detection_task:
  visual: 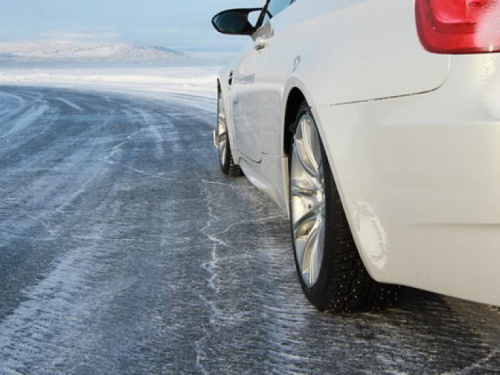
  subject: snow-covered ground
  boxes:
[0,66,219,98]
[0,42,233,100]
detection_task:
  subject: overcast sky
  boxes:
[0,0,264,51]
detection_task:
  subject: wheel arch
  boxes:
[217,75,241,165]
[283,87,307,157]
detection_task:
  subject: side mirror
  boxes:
[211,8,262,36]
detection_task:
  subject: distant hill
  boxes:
[0,42,187,66]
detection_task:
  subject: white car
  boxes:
[212,0,500,312]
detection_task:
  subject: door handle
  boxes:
[254,38,268,51]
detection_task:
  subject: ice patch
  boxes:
[4,104,48,137]
[54,97,83,111]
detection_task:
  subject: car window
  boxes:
[267,0,293,17]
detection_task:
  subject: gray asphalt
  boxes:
[0,86,499,375]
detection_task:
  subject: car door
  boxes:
[231,40,265,163]
[249,0,295,157]
[231,0,293,163]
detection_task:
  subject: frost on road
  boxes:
[0,86,499,374]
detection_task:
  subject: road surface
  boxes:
[0,86,499,374]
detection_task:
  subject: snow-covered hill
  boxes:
[0,42,187,66]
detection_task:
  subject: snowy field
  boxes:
[0,42,231,102]
[0,66,219,105]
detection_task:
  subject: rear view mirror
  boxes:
[211,8,262,36]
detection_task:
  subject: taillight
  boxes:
[415,0,500,54]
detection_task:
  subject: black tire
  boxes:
[216,89,241,177]
[289,102,400,312]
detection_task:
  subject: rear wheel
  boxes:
[216,89,241,177]
[289,102,400,312]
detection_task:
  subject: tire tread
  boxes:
[325,192,400,313]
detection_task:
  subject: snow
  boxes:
[0,41,185,61]
[0,67,219,98]
[0,42,234,100]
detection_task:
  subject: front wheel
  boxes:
[215,89,241,177]
[289,102,400,312]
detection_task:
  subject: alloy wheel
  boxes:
[290,113,326,287]
[216,93,228,166]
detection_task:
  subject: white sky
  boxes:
[0,0,264,51]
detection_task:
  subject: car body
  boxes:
[212,0,500,311]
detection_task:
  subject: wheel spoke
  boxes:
[294,116,322,180]
[295,138,318,180]
[217,129,227,143]
[304,119,322,173]
[218,135,227,162]
[292,201,318,238]
[300,220,322,286]
[217,95,228,164]
[311,217,325,282]
[291,193,323,235]
[290,177,317,196]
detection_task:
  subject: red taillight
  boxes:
[415,0,500,54]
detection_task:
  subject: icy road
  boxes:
[0,86,499,374]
